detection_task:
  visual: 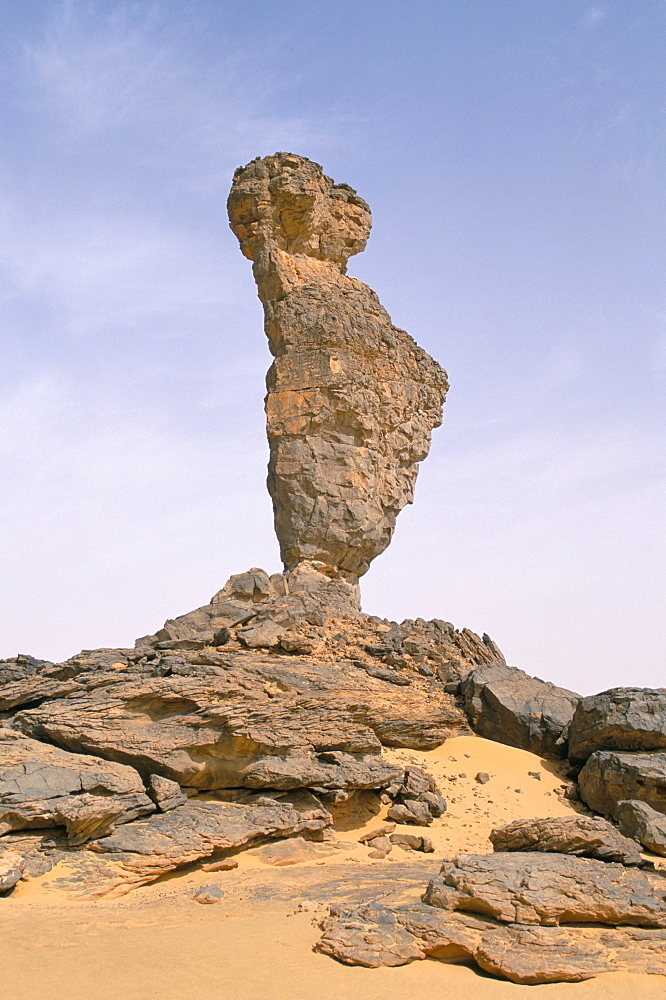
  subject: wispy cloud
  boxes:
[584,7,606,29]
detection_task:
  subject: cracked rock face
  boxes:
[316,902,666,983]
[423,852,666,927]
[0,728,154,844]
[228,152,448,581]
[489,814,647,867]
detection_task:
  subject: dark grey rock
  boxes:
[578,751,666,819]
[569,687,666,763]
[461,662,580,758]
[148,774,188,812]
[389,833,434,853]
[616,799,666,857]
[0,728,154,844]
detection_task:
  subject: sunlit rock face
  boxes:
[228,152,448,582]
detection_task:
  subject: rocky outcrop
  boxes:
[568,687,666,762]
[316,902,666,983]
[460,662,580,758]
[11,641,469,793]
[423,853,666,927]
[315,851,666,980]
[228,153,448,582]
[0,728,154,844]
[616,800,666,857]
[578,751,666,819]
[385,766,447,826]
[490,814,647,866]
[89,792,331,889]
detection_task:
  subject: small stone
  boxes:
[475,772,491,784]
[194,885,224,904]
[358,823,396,844]
[366,836,393,857]
[390,833,434,853]
[201,858,239,872]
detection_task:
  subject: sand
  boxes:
[2,735,665,999]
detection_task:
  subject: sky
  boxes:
[0,1,664,694]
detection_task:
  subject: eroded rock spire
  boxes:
[228,152,448,583]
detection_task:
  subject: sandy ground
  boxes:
[3,735,666,999]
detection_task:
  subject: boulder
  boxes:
[385,766,446,827]
[227,152,448,582]
[316,902,666,983]
[490,814,647,866]
[569,687,666,763]
[0,728,154,844]
[147,775,188,813]
[0,850,25,893]
[423,852,666,927]
[194,885,224,904]
[616,799,666,857]
[461,662,580,758]
[578,751,666,819]
[389,833,434,853]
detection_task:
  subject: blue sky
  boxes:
[1,1,664,693]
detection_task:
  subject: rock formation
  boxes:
[227,152,448,584]
[460,661,580,758]
[316,900,666,983]
[489,814,648,867]
[4,156,666,988]
[568,687,666,762]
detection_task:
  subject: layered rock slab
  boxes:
[12,648,467,792]
[316,902,666,983]
[228,153,448,580]
[423,853,666,927]
[0,728,154,844]
[88,792,331,888]
[490,814,647,866]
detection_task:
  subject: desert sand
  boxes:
[3,735,665,999]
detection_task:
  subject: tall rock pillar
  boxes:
[228,152,448,585]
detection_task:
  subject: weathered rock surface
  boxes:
[385,766,446,826]
[390,833,434,853]
[248,835,344,866]
[11,641,470,793]
[490,814,647,866]
[616,799,666,856]
[148,774,188,812]
[0,728,154,844]
[89,792,331,888]
[0,849,25,893]
[228,153,448,581]
[423,853,666,927]
[316,901,666,983]
[569,687,666,762]
[460,662,580,758]
[578,751,666,819]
